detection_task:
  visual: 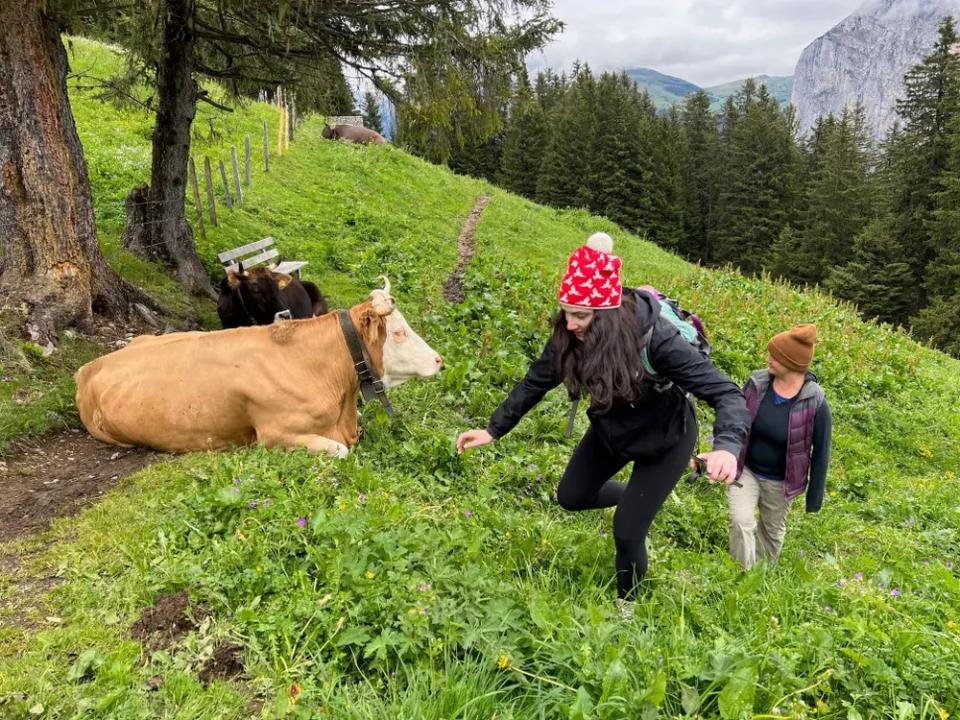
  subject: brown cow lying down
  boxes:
[321,123,387,145]
[74,279,442,458]
[217,266,328,328]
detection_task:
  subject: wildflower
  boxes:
[420,606,429,616]
[366,571,376,580]
[823,605,833,613]
[256,565,263,573]
[358,492,367,503]
[937,706,949,720]
[890,588,902,597]
[505,531,512,539]
[248,500,258,509]
[497,655,511,669]
[798,549,805,557]
[948,620,958,632]
[235,530,247,542]
[464,509,473,519]
[947,561,955,571]
[234,477,243,485]
[297,516,307,527]
[417,582,432,593]
[853,572,864,581]
[599,529,608,538]
[335,616,345,631]
[288,683,302,702]
[836,579,847,588]
[262,498,271,506]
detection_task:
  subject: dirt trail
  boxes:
[0,428,160,542]
[442,195,492,303]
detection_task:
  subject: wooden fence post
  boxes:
[263,119,270,172]
[219,160,233,209]
[230,145,243,206]
[277,108,284,156]
[188,157,205,236]
[203,156,217,226]
[244,134,251,186]
[289,98,296,142]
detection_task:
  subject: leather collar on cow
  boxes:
[337,310,395,418]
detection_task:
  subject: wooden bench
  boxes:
[217,237,307,278]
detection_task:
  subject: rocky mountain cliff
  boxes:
[791,0,960,137]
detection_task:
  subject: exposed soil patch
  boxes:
[199,640,245,685]
[0,428,161,542]
[442,195,492,303]
[131,591,210,649]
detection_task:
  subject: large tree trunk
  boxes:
[0,0,139,344]
[122,0,213,298]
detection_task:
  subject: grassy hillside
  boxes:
[2,38,960,719]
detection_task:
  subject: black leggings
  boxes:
[557,410,698,599]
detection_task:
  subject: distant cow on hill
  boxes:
[322,123,387,145]
[217,265,328,328]
[75,278,443,457]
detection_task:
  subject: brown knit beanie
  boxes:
[767,324,817,372]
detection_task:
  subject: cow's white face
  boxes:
[379,308,443,388]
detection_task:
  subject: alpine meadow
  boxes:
[2,37,960,720]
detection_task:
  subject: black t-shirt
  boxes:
[745,388,792,480]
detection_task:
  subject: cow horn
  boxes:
[379,275,391,296]
[238,261,245,274]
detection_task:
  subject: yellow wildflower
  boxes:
[938,707,949,720]
[497,655,511,669]
[235,530,246,542]
[366,571,376,580]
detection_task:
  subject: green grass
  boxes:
[2,37,960,719]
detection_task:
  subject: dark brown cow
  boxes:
[322,123,387,145]
[217,266,328,328]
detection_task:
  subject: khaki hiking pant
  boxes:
[727,466,794,570]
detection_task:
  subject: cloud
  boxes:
[528,0,864,86]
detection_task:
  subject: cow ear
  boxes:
[359,308,387,344]
[275,273,293,289]
[227,270,242,288]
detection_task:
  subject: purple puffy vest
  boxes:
[736,370,825,500]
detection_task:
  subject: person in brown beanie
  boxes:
[727,324,832,569]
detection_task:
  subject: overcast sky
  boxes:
[527,0,865,87]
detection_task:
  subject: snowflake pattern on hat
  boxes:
[558,235,622,309]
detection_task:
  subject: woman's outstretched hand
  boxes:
[697,450,739,484]
[456,429,494,454]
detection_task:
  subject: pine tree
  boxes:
[712,80,801,273]
[497,68,546,199]
[679,91,720,262]
[536,63,597,209]
[363,91,383,132]
[891,16,960,311]
[786,104,876,284]
[825,218,917,325]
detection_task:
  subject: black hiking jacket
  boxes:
[486,289,750,459]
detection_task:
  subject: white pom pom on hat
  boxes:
[586,232,614,254]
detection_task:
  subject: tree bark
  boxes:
[0,0,139,344]
[122,0,213,298]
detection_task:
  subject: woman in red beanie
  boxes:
[456,232,750,610]
[728,324,832,569]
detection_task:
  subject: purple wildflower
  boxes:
[891,588,902,597]
[464,509,473,519]
[234,477,243,485]
[824,605,833,613]
[262,498,271,507]
[836,579,847,588]
[358,493,367,503]
[947,561,955,571]
[853,572,864,581]
[420,607,429,616]
[249,500,258,509]
[297,516,307,527]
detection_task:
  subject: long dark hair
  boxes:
[550,291,649,414]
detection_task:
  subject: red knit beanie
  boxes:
[768,324,817,372]
[557,233,623,309]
